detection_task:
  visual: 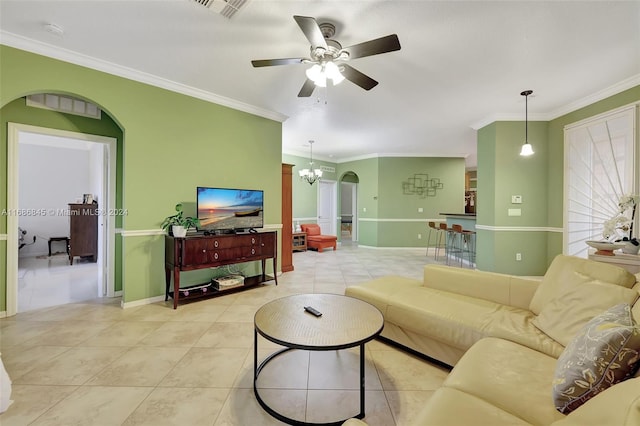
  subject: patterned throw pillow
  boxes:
[552,303,640,414]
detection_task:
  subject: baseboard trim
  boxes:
[121,295,166,309]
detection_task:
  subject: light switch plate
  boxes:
[511,195,522,204]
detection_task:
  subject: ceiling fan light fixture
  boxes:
[305,64,326,87]
[306,62,344,87]
[324,61,345,85]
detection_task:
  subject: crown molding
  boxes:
[470,113,549,130]
[546,73,640,120]
[283,149,468,164]
[470,73,640,130]
[0,31,288,123]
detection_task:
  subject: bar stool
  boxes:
[438,223,451,261]
[461,230,477,268]
[446,224,465,266]
[426,221,445,259]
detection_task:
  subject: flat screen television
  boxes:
[196,187,264,233]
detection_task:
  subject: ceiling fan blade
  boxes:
[342,34,401,60]
[251,58,305,67]
[293,15,328,50]
[340,64,378,91]
[298,79,316,97]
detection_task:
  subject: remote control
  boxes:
[304,306,322,317]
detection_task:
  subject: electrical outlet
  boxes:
[363,207,367,212]
[418,207,423,213]
[516,253,522,261]
[418,234,422,239]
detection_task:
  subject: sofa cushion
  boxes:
[488,309,565,358]
[385,287,530,352]
[552,303,640,414]
[414,387,531,426]
[550,377,640,426]
[533,281,639,346]
[423,265,541,311]
[307,235,337,242]
[443,337,566,425]
[300,224,321,236]
[529,254,636,315]
[345,276,422,316]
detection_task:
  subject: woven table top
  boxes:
[254,294,384,350]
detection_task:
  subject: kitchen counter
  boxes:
[440,213,476,231]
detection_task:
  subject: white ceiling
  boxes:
[1,0,639,167]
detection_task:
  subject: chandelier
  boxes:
[299,140,323,185]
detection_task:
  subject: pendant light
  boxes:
[520,90,534,156]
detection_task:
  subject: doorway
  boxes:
[341,182,358,242]
[340,172,359,244]
[317,180,338,236]
[6,123,117,315]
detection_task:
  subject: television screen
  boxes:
[196,187,264,232]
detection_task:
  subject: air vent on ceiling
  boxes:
[191,0,248,19]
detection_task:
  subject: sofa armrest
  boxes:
[423,265,541,310]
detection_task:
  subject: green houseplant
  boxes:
[161,203,200,238]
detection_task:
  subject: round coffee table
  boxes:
[254,293,384,426]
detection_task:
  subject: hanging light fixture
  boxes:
[299,140,323,185]
[305,61,345,87]
[520,90,534,156]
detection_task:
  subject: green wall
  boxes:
[284,153,466,248]
[336,157,380,246]
[1,45,282,311]
[477,120,551,275]
[478,85,640,275]
[376,157,465,247]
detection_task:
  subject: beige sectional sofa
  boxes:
[344,255,640,425]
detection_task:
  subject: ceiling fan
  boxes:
[251,15,401,97]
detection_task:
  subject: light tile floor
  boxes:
[1,244,451,426]
[18,254,100,313]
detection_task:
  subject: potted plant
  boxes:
[161,203,199,238]
[604,194,639,255]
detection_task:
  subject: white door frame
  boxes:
[6,123,117,316]
[317,180,338,236]
[349,182,358,241]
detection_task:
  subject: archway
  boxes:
[2,92,124,315]
[339,172,360,243]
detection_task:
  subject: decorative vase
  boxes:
[172,225,187,238]
[585,241,623,256]
[621,242,640,255]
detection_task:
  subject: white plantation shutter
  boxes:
[564,105,637,258]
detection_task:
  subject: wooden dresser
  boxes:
[165,231,278,309]
[68,203,98,265]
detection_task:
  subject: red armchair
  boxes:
[300,224,337,252]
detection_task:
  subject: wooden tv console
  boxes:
[164,231,277,309]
